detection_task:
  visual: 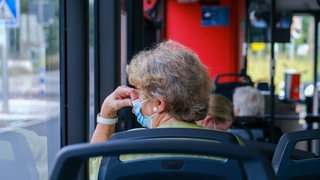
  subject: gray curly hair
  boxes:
[126,40,212,122]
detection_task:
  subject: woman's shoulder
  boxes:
[158,121,204,129]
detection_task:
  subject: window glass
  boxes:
[247,15,314,100]
[0,1,60,179]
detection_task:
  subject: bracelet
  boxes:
[96,113,118,125]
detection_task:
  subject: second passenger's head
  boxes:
[197,93,234,131]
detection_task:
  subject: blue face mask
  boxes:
[132,99,157,128]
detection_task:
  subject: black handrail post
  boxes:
[94,0,121,126]
[60,0,89,146]
[60,0,89,179]
[312,15,319,116]
[269,0,276,143]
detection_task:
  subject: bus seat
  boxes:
[229,116,265,141]
[107,128,239,143]
[241,139,316,162]
[229,128,264,141]
[49,138,276,180]
[229,116,283,143]
[0,130,40,180]
[212,73,253,101]
[98,128,240,179]
[272,129,320,180]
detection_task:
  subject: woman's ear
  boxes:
[198,115,214,129]
[155,97,166,113]
[203,115,214,126]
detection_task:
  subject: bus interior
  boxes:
[0,0,319,179]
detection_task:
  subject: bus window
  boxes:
[247,15,315,100]
[0,1,60,179]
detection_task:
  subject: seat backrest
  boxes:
[98,128,240,179]
[0,130,39,180]
[230,116,268,141]
[241,139,316,162]
[272,129,320,180]
[213,73,253,101]
[49,138,276,180]
[109,128,239,143]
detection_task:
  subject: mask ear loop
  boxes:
[140,99,148,104]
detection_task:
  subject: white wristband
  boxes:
[96,113,118,125]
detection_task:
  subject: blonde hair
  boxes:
[126,40,212,122]
[208,94,234,122]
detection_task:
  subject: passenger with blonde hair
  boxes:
[197,93,234,131]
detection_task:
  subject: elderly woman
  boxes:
[90,40,212,179]
[91,40,212,143]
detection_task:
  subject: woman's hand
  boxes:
[100,85,139,118]
[91,86,138,143]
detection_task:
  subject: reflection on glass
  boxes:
[0,0,60,179]
[89,0,95,139]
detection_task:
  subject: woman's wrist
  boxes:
[100,102,118,118]
[96,113,118,125]
[99,111,117,119]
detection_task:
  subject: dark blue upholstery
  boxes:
[230,116,266,140]
[98,128,240,179]
[49,138,276,180]
[242,139,316,162]
[108,128,239,143]
[272,129,320,180]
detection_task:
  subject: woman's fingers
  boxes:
[100,86,139,118]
